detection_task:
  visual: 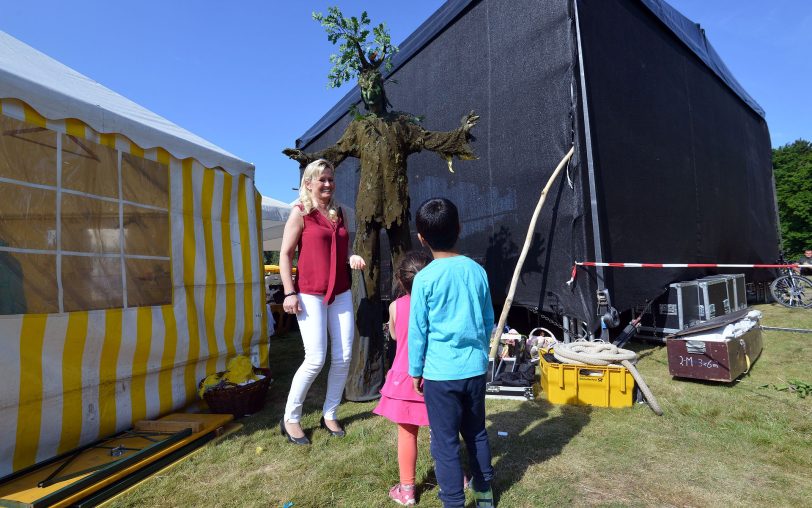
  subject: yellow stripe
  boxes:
[129,142,145,158]
[255,190,268,365]
[258,340,270,368]
[99,133,116,148]
[13,315,48,471]
[23,104,46,128]
[159,305,178,415]
[202,168,219,374]
[182,159,201,400]
[98,309,123,438]
[157,148,171,166]
[130,307,152,424]
[237,174,253,354]
[58,311,89,454]
[221,173,236,359]
[65,118,85,138]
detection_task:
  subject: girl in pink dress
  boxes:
[373,251,432,506]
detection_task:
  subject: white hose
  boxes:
[553,341,663,416]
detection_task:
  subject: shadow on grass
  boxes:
[239,331,378,439]
[410,399,592,504]
[250,331,591,505]
[486,399,591,503]
[415,468,438,504]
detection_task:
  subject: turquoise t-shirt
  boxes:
[408,255,495,381]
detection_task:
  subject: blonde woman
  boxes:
[279,159,366,445]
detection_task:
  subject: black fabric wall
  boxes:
[300,0,594,324]
[298,0,778,328]
[575,0,780,314]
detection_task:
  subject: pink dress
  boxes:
[373,295,430,426]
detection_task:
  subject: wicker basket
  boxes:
[201,368,271,417]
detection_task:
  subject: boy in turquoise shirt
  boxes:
[408,197,495,508]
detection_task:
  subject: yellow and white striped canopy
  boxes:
[0,31,266,476]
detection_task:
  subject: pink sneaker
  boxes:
[389,483,416,506]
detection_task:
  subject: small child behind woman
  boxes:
[373,250,433,506]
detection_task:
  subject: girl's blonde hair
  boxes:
[298,159,337,214]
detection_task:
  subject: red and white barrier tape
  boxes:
[576,261,796,269]
[566,261,798,286]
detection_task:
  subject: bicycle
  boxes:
[769,257,812,309]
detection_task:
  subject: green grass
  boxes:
[110,304,812,507]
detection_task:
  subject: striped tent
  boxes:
[0,31,266,475]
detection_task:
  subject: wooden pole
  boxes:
[489,146,575,359]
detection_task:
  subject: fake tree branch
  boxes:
[313,6,398,88]
[354,40,371,69]
[489,146,576,359]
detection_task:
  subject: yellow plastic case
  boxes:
[540,351,635,408]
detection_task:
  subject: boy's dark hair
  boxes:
[395,250,433,296]
[415,197,460,251]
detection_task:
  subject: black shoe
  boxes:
[280,418,310,445]
[320,417,346,437]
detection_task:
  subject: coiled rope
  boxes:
[553,341,663,415]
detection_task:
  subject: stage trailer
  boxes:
[296,0,780,328]
[0,31,266,475]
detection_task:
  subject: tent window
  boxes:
[0,114,171,314]
[62,255,123,312]
[0,250,58,315]
[63,135,119,198]
[122,204,170,258]
[125,258,171,308]
[0,182,56,251]
[122,153,169,208]
[61,193,121,253]
[0,119,57,186]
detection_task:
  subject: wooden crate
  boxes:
[667,325,762,382]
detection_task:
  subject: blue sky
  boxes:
[3,1,810,201]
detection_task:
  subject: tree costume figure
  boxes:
[284,8,479,400]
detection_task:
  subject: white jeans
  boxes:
[284,290,354,422]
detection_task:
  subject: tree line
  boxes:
[773,139,812,259]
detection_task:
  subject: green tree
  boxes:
[773,139,812,258]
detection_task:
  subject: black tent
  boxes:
[296,0,780,329]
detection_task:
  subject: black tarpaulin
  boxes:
[576,0,779,316]
[295,0,780,330]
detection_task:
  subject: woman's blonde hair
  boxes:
[298,159,337,214]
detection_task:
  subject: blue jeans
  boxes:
[424,374,494,508]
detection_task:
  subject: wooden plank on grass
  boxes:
[134,420,204,433]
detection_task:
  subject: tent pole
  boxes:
[573,0,607,307]
[489,147,575,359]
[562,315,570,343]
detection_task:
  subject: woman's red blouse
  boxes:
[294,204,350,304]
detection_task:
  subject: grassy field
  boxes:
[110,304,812,507]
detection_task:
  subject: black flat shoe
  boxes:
[320,417,346,438]
[280,418,310,445]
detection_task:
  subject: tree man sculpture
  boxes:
[284,8,479,400]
